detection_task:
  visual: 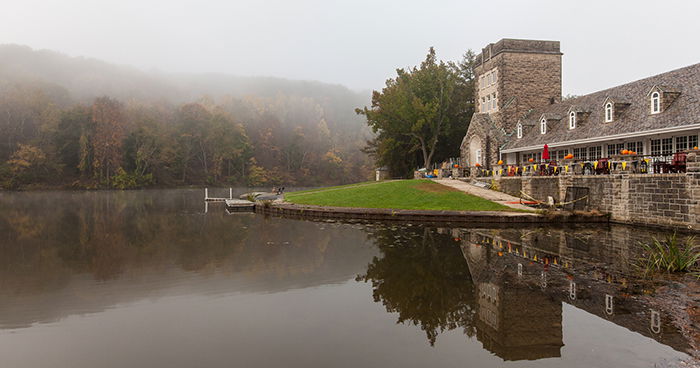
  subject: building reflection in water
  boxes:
[361,224,693,360]
[0,191,693,362]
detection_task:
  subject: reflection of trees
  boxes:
[358,227,476,345]
[0,191,366,288]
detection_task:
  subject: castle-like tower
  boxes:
[462,39,562,169]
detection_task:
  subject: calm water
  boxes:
[0,189,692,367]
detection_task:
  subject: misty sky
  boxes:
[2,0,699,95]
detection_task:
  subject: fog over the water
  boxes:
[1,0,699,95]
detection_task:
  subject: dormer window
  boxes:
[605,102,613,122]
[540,118,547,134]
[569,111,576,129]
[517,123,522,139]
[651,92,660,114]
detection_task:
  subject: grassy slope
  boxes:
[284,180,514,211]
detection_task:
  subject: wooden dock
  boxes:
[224,199,255,212]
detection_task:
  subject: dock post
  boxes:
[205,188,209,200]
[229,188,233,199]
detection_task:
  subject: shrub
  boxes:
[638,233,700,276]
[111,167,154,190]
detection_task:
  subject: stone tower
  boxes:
[461,39,562,169]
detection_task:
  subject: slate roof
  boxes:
[502,63,700,152]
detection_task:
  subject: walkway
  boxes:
[432,179,533,211]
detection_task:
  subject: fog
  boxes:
[1,0,699,95]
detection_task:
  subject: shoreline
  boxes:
[253,202,609,224]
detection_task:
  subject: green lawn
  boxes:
[284,179,514,211]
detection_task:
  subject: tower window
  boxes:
[516,123,522,139]
[605,102,613,122]
[569,111,576,130]
[540,118,547,134]
[651,92,660,114]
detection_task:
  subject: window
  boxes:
[516,123,522,139]
[588,146,602,160]
[676,136,688,152]
[676,135,698,151]
[608,143,625,157]
[569,111,576,130]
[493,70,497,85]
[626,141,643,154]
[651,139,661,156]
[524,152,543,163]
[481,97,486,112]
[662,138,673,155]
[475,149,482,165]
[540,118,547,134]
[651,92,660,114]
[605,102,613,122]
[486,94,491,112]
[492,93,497,111]
[573,147,587,160]
[556,149,569,160]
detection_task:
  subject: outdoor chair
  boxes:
[670,152,687,173]
[595,158,610,175]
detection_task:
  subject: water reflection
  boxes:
[457,226,692,355]
[359,224,693,360]
[0,190,694,367]
[0,190,377,329]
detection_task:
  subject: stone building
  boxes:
[461,39,562,169]
[461,38,700,167]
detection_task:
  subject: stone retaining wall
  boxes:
[256,203,608,225]
[490,152,700,230]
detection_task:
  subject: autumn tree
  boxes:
[54,106,93,178]
[5,144,48,187]
[357,47,473,176]
[91,97,125,184]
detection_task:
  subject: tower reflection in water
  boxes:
[360,224,692,361]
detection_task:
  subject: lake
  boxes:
[0,189,693,367]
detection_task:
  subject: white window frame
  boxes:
[651,92,660,114]
[605,102,613,122]
[516,123,522,139]
[569,111,576,130]
[540,118,547,134]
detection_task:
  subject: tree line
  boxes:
[0,88,372,189]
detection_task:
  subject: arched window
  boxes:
[605,102,613,122]
[540,118,547,134]
[651,92,660,114]
[517,123,523,139]
[569,111,576,130]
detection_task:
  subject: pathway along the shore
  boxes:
[432,179,533,211]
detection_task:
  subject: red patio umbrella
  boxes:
[542,144,550,160]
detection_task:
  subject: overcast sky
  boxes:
[1,0,699,95]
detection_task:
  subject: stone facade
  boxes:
[462,39,562,170]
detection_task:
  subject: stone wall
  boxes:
[491,155,700,230]
[500,52,562,127]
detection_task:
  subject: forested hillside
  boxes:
[0,45,373,189]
